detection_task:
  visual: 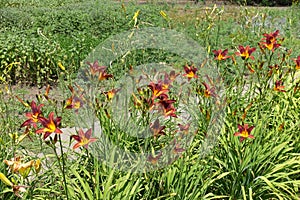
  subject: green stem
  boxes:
[53,134,69,200]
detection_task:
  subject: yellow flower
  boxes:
[58,62,66,71]
[160,10,167,19]
[0,172,13,186]
[133,10,140,20]
[33,159,41,173]
[3,157,34,177]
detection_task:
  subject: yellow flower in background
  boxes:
[160,10,167,19]
[58,62,66,71]
[132,10,140,27]
[133,10,140,20]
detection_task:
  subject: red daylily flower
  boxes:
[98,69,113,81]
[87,61,113,80]
[158,98,177,118]
[268,64,280,76]
[71,128,97,149]
[87,61,107,76]
[36,112,62,140]
[150,119,165,138]
[178,123,190,135]
[104,88,120,100]
[183,64,198,81]
[235,45,256,60]
[212,49,231,61]
[147,152,162,165]
[13,185,28,198]
[234,124,255,142]
[274,80,286,92]
[202,82,217,98]
[260,30,281,51]
[293,56,300,70]
[66,96,83,111]
[167,70,179,82]
[21,101,43,128]
[162,71,178,89]
[148,81,169,100]
[65,85,85,112]
[172,140,185,155]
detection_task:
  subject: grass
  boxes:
[0,0,300,199]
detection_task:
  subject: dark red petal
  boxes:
[21,119,32,128]
[248,126,255,133]
[85,128,92,139]
[44,132,52,140]
[237,124,243,132]
[71,135,81,142]
[54,117,62,126]
[38,117,49,127]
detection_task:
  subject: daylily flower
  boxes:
[0,172,13,186]
[167,70,179,82]
[183,64,198,81]
[260,30,281,51]
[21,101,43,128]
[234,124,255,142]
[158,98,177,118]
[98,68,113,81]
[274,80,286,92]
[104,88,120,101]
[87,61,113,80]
[212,49,230,61]
[178,123,190,135]
[148,81,169,100]
[36,112,62,140]
[268,64,280,76]
[202,82,217,98]
[65,96,83,112]
[172,140,185,155]
[3,157,34,177]
[65,85,84,112]
[150,119,165,138]
[71,128,97,149]
[293,56,300,70]
[147,152,162,165]
[33,159,41,173]
[87,61,107,76]
[162,71,178,89]
[235,45,256,60]
[13,185,28,198]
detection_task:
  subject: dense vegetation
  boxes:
[229,0,296,6]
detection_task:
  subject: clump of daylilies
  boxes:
[212,29,300,142]
[1,66,106,197]
[121,62,220,165]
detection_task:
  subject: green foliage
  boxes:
[229,0,295,6]
[0,0,166,86]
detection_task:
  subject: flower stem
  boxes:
[53,134,69,200]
